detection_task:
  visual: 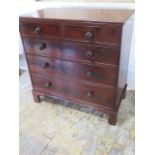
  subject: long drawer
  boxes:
[27,55,118,86]
[31,73,115,107]
[23,38,119,66]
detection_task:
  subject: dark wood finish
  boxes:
[23,38,120,66]
[20,19,122,46]
[32,90,40,103]
[27,55,118,86]
[31,73,115,108]
[109,113,117,125]
[64,24,122,45]
[20,21,62,39]
[19,8,133,125]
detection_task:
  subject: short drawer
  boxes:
[27,55,118,86]
[23,38,119,66]
[64,24,122,45]
[31,73,115,107]
[19,21,62,39]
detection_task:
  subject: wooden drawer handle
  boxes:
[42,62,49,69]
[35,26,42,33]
[86,71,95,77]
[44,82,52,88]
[85,50,94,57]
[39,43,46,50]
[87,91,94,97]
[84,31,93,40]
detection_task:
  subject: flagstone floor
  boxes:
[19,71,135,155]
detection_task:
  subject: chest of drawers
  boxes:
[19,8,133,125]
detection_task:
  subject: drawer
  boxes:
[31,73,115,107]
[23,38,119,66]
[64,24,122,45]
[19,21,62,39]
[27,55,118,86]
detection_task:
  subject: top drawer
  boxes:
[64,23,122,45]
[19,21,62,39]
[19,19,122,45]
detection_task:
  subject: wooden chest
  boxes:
[19,8,133,125]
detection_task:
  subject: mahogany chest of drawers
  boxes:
[19,8,133,125]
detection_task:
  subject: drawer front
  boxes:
[23,38,119,66]
[27,55,118,86]
[64,24,122,45]
[31,73,115,107]
[19,21,62,39]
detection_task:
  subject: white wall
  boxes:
[127,23,135,90]
[19,2,135,90]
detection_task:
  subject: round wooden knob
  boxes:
[35,26,42,33]
[86,71,95,77]
[85,50,94,57]
[87,91,94,97]
[39,43,46,50]
[84,31,93,40]
[42,62,49,69]
[44,82,52,88]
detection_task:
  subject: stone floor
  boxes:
[19,71,135,155]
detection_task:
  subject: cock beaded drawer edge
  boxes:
[19,8,134,125]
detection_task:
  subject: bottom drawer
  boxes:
[31,73,116,108]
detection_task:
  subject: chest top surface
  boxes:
[20,8,134,23]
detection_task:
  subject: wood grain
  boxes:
[20,8,134,23]
[27,55,118,86]
[31,73,116,108]
[19,8,133,125]
[23,38,120,66]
